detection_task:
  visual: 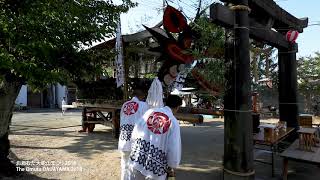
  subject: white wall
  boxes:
[15,85,27,106]
[56,83,67,108]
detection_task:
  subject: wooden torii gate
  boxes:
[210,0,308,179]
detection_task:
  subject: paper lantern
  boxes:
[286,30,299,43]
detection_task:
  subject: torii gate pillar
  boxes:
[278,44,299,129]
[223,0,254,179]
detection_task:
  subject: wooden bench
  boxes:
[280,139,320,180]
[253,125,294,177]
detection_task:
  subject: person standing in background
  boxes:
[127,95,182,180]
[118,85,149,180]
[61,97,66,115]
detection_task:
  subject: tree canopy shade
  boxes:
[0,0,135,176]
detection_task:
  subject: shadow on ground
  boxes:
[1,152,58,180]
[177,120,224,179]
[9,114,320,180]
[11,127,117,159]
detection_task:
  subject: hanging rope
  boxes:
[146,77,164,108]
[229,5,251,13]
[224,167,255,176]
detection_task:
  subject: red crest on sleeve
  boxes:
[123,102,139,115]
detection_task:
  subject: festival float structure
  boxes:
[72,2,239,137]
[72,6,224,137]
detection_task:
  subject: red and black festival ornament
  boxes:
[163,5,187,33]
[144,6,196,86]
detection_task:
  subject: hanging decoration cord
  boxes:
[229,5,251,13]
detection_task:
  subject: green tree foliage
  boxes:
[186,15,225,104]
[297,52,320,92]
[0,0,135,138]
[297,52,320,112]
[250,46,278,90]
[191,16,225,59]
[0,0,135,88]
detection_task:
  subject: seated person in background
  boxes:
[127,95,182,180]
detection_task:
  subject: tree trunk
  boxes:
[265,56,270,79]
[253,55,259,82]
[305,93,311,113]
[264,47,273,79]
[0,80,21,136]
[0,78,22,176]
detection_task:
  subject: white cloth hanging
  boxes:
[146,77,164,108]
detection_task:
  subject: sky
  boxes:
[117,0,319,58]
[276,0,320,57]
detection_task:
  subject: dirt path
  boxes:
[3,110,320,180]
[5,110,225,180]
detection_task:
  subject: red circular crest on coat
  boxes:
[123,102,139,115]
[147,112,171,134]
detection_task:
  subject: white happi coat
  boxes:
[128,106,181,180]
[118,97,149,152]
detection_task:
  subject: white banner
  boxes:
[173,61,197,90]
[115,20,124,88]
[173,72,188,90]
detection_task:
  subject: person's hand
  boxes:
[167,167,175,177]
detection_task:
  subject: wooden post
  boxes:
[282,158,288,180]
[112,109,120,138]
[123,43,129,100]
[223,0,254,179]
[81,107,87,131]
[278,44,299,130]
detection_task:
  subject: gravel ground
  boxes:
[2,109,320,180]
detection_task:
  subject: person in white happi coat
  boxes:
[61,97,67,115]
[127,95,182,180]
[118,87,149,180]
